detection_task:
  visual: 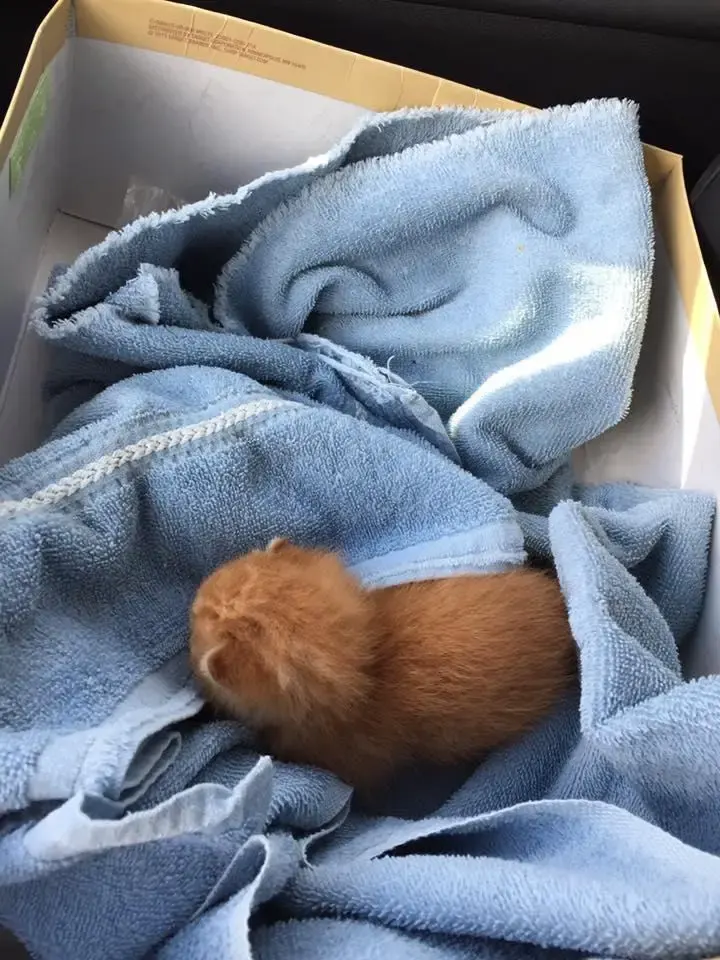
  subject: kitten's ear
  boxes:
[266,537,290,554]
[200,643,232,687]
[199,616,265,687]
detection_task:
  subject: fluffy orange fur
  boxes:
[189,539,576,790]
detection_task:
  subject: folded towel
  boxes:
[37,100,652,499]
[0,99,717,960]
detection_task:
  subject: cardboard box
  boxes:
[0,2,719,956]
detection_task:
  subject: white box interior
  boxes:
[2,38,719,676]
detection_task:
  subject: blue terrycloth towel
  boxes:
[0,99,717,960]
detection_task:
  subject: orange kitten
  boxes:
[189,539,576,790]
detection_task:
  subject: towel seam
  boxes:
[0,398,293,517]
[28,383,279,496]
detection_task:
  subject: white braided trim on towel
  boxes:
[0,397,289,517]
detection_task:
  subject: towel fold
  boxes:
[36,100,652,499]
[0,98,718,960]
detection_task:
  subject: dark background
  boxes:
[6,0,720,187]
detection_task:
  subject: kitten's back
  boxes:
[371,568,575,764]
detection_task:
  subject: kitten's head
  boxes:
[190,540,376,730]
